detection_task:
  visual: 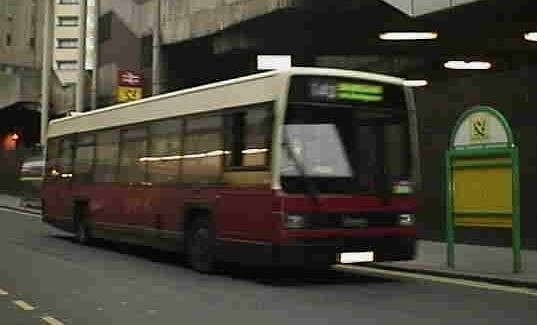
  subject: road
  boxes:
[0,208,535,325]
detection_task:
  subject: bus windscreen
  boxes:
[281,77,410,195]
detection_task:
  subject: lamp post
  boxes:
[152,0,161,95]
[76,0,87,112]
[40,0,53,148]
[90,0,99,110]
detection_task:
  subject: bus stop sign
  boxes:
[446,106,521,273]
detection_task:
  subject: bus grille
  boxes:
[306,212,399,229]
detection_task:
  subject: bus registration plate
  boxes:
[338,252,374,264]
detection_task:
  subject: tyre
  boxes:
[186,217,216,273]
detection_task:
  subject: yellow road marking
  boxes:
[336,265,537,298]
[42,316,65,325]
[12,300,36,310]
[0,288,8,295]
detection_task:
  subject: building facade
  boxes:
[0,0,44,191]
[0,0,81,150]
[0,0,43,149]
[54,0,82,85]
[96,0,154,107]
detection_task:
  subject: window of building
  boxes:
[56,38,78,49]
[183,116,224,184]
[146,118,182,184]
[57,60,78,70]
[6,34,11,47]
[4,0,15,21]
[225,103,273,169]
[99,13,112,43]
[118,127,147,184]
[141,35,153,68]
[57,16,79,27]
[57,0,80,4]
[94,129,120,183]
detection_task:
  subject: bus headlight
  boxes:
[284,215,306,229]
[398,214,415,226]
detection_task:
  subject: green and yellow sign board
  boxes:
[446,106,521,273]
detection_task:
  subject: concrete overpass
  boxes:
[99,0,537,90]
[382,0,482,16]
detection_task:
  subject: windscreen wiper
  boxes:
[282,130,320,205]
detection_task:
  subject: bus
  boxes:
[42,67,418,273]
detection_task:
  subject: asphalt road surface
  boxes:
[0,208,535,325]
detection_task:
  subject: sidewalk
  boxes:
[0,193,41,214]
[372,240,537,289]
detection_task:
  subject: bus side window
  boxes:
[243,106,271,167]
[118,127,148,184]
[94,129,120,183]
[45,138,61,180]
[58,137,74,180]
[74,133,95,183]
[224,112,245,167]
[147,118,183,184]
[183,116,224,185]
[224,104,272,169]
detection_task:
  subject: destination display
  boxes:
[287,76,406,110]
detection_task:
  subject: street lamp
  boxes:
[444,60,492,70]
[524,32,537,42]
[41,0,53,148]
[379,32,438,40]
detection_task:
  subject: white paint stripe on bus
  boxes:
[0,288,8,295]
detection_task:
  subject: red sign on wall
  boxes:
[118,70,144,87]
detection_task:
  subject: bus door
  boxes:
[48,137,75,221]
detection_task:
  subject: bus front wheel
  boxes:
[74,204,92,245]
[186,217,216,273]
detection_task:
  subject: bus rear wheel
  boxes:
[186,217,216,273]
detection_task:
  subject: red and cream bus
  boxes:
[42,67,418,273]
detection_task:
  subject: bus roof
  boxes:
[47,67,405,138]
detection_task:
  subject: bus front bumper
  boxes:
[217,230,416,268]
[274,235,416,267]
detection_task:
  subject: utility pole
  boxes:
[40,0,53,147]
[152,0,161,95]
[90,0,99,110]
[76,0,87,112]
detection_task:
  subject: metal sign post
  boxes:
[446,106,521,273]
